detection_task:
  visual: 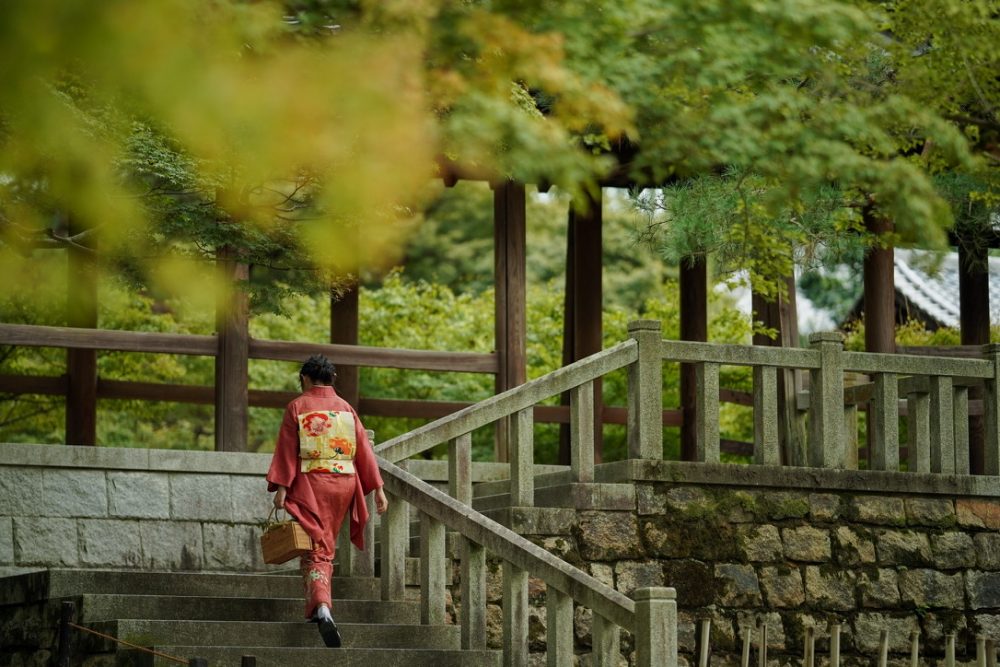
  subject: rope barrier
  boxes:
[66,621,191,665]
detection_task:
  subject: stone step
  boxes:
[119,646,501,667]
[87,619,460,650]
[2,568,378,604]
[78,594,420,625]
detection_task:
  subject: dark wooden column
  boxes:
[65,224,98,446]
[214,246,249,452]
[864,213,896,354]
[960,241,990,474]
[493,181,527,462]
[559,190,604,465]
[331,284,360,409]
[679,255,707,461]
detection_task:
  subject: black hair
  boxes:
[300,355,336,385]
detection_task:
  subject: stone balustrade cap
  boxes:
[631,586,676,601]
[627,320,662,333]
[984,343,1000,357]
[809,331,845,345]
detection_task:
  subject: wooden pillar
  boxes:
[214,246,249,452]
[559,190,604,465]
[679,255,707,461]
[65,223,97,446]
[493,181,527,462]
[960,241,990,474]
[864,214,896,354]
[331,284,360,408]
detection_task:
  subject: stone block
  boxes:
[528,605,546,651]
[782,526,831,562]
[13,517,78,566]
[169,474,233,522]
[575,512,643,560]
[898,569,964,609]
[759,565,804,608]
[40,469,107,518]
[0,468,43,515]
[833,526,876,566]
[0,518,12,564]
[972,613,1000,640]
[956,499,1000,529]
[589,562,614,589]
[138,520,204,570]
[974,533,1000,570]
[804,566,855,611]
[664,487,710,514]
[859,568,899,608]
[573,604,592,646]
[738,525,782,562]
[614,560,663,596]
[715,563,761,607]
[930,531,976,569]
[852,613,920,653]
[664,560,715,607]
[536,536,577,563]
[486,603,502,649]
[203,523,257,570]
[967,571,1000,609]
[230,475,271,523]
[921,611,967,652]
[735,611,786,651]
[852,496,905,526]
[676,611,697,653]
[875,530,932,566]
[486,560,503,603]
[642,518,738,561]
[759,491,810,520]
[79,519,144,567]
[809,493,841,522]
[905,498,955,527]
[635,484,666,516]
[107,473,169,519]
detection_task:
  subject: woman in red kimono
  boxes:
[267,355,388,648]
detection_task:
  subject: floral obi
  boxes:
[297,410,357,474]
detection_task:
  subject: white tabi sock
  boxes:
[316,604,333,622]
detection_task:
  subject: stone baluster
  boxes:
[419,511,446,625]
[803,625,815,667]
[740,626,752,667]
[984,344,1000,474]
[697,618,711,667]
[511,408,534,506]
[945,633,956,667]
[753,365,780,465]
[448,433,472,506]
[460,539,487,650]
[909,630,920,667]
[546,587,573,667]
[930,377,956,473]
[830,622,841,667]
[570,381,595,483]
[878,629,889,667]
[633,587,678,667]
[844,404,859,470]
[593,613,620,667]
[380,493,407,601]
[870,373,900,471]
[757,622,768,667]
[955,387,971,474]
[808,332,845,468]
[977,635,986,667]
[503,561,529,667]
[695,362,720,462]
[907,390,931,473]
[628,320,663,460]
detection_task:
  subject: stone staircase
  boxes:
[0,568,500,666]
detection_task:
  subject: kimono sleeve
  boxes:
[266,403,300,491]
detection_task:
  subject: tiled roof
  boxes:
[894,248,1000,327]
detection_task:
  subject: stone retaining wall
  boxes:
[0,444,279,573]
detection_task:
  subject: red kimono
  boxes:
[266,385,383,618]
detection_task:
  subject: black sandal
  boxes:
[317,616,342,648]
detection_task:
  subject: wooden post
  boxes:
[741,626,752,667]
[945,633,956,667]
[66,224,97,446]
[757,622,768,667]
[502,560,529,666]
[633,587,678,667]
[830,622,841,667]
[546,587,574,667]
[494,181,527,463]
[803,625,815,667]
[214,246,249,452]
[560,191,604,465]
[56,600,74,666]
[697,618,712,667]
[909,631,920,667]
[331,283,360,408]
[864,212,896,354]
[680,256,707,461]
[960,241,989,473]
[878,630,889,667]
[985,345,1000,475]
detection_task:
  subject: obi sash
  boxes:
[297,410,357,474]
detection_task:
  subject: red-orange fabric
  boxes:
[266,385,383,551]
[300,472,354,618]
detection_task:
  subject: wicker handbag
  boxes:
[260,507,313,564]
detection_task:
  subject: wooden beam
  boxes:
[679,255,707,461]
[65,227,98,446]
[0,323,218,355]
[0,374,67,395]
[214,248,249,452]
[331,283,360,408]
[250,339,497,373]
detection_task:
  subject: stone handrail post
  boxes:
[628,320,663,460]
[419,511,446,625]
[695,361,720,462]
[929,376,956,473]
[984,344,1000,474]
[570,381,595,482]
[546,587,574,666]
[448,433,472,506]
[954,386,971,474]
[753,365,780,465]
[869,373,900,472]
[510,408,534,506]
[503,560,529,666]
[380,493,407,601]
[907,389,931,473]
[593,613,621,666]
[460,539,487,650]
[632,587,678,667]
[808,332,845,468]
